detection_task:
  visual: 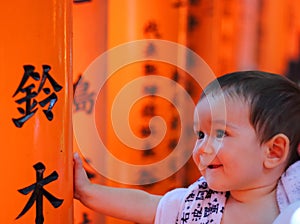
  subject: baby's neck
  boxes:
[229,182,277,203]
[222,184,279,224]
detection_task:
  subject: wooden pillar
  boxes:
[105,0,189,223]
[0,0,72,223]
[186,0,243,76]
[72,0,107,223]
[280,0,300,82]
[257,0,292,74]
[237,0,260,70]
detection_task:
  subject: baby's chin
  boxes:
[203,175,229,192]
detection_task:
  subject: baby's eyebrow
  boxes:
[193,119,238,130]
[211,119,238,129]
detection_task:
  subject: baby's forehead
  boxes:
[194,94,250,123]
[198,92,248,108]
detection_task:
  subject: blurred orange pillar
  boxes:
[72,0,107,223]
[257,0,292,74]
[104,0,188,223]
[0,1,72,223]
[187,0,243,76]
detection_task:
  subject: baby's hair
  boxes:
[201,70,300,167]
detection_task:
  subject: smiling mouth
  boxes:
[207,164,222,169]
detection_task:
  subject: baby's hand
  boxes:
[73,152,91,201]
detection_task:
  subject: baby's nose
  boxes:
[193,137,222,168]
[193,139,213,165]
[193,138,214,156]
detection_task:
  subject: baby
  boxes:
[74,70,300,224]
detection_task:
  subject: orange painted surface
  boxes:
[187,0,243,76]
[72,0,108,223]
[257,0,294,74]
[0,1,72,223]
[104,1,189,223]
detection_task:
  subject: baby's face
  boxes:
[192,95,268,191]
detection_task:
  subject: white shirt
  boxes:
[155,161,300,224]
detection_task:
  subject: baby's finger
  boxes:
[73,152,83,167]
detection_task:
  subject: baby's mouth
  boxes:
[207,164,222,169]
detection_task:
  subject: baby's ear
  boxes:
[263,133,289,169]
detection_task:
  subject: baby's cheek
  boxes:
[192,144,201,166]
[192,153,199,167]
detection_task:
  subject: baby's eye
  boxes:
[216,129,227,138]
[196,131,205,140]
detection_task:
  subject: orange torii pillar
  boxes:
[236,0,260,70]
[285,0,300,81]
[0,1,72,224]
[286,0,300,63]
[104,0,189,223]
[257,0,292,74]
[72,0,107,223]
[186,0,243,77]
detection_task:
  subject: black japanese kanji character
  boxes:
[138,170,157,187]
[170,116,179,129]
[185,191,196,202]
[172,0,185,8]
[188,14,199,32]
[80,212,91,224]
[141,104,156,117]
[181,212,190,224]
[192,207,203,221]
[140,126,151,137]
[144,64,157,75]
[142,148,155,157]
[203,202,219,218]
[196,190,206,200]
[198,180,208,189]
[210,203,219,214]
[205,190,215,199]
[12,65,63,127]
[73,77,95,114]
[143,21,162,38]
[172,70,180,82]
[144,85,158,95]
[168,138,178,150]
[16,162,63,224]
[142,143,156,157]
[142,145,155,157]
[145,42,157,56]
